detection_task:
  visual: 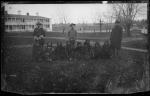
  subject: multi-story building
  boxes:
[4,12,52,32]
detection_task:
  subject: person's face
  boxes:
[37,24,42,28]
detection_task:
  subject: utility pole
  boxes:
[99,18,103,32]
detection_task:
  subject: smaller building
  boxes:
[5,12,52,32]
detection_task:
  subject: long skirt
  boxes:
[32,43,43,61]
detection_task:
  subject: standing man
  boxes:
[32,22,46,62]
[110,20,123,57]
[68,23,77,45]
[67,23,77,60]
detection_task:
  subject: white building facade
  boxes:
[5,13,52,32]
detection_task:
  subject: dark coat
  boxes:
[110,24,123,49]
[33,27,46,46]
[32,27,46,61]
[68,28,77,40]
[33,27,45,37]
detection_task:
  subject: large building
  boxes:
[4,12,52,32]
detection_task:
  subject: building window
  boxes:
[5,25,8,30]
[47,25,49,28]
[12,18,14,22]
[9,25,12,30]
[5,18,7,22]
[46,19,49,22]
[8,18,11,22]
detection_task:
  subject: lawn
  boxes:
[5,32,111,38]
[5,37,67,46]
[122,39,148,50]
[2,44,148,94]
[1,31,148,94]
[4,31,146,47]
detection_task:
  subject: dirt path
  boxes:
[121,47,148,53]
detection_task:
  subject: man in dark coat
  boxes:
[110,20,123,57]
[32,22,46,62]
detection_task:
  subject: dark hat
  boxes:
[36,22,42,25]
[70,23,76,27]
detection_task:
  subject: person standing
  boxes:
[68,23,77,45]
[67,23,77,60]
[32,22,46,62]
[110,20,123,57]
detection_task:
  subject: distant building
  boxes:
[4,12,52,32]
[52,23,114,33]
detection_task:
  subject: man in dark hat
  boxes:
[32,22,46,61]
[110,20,123,57]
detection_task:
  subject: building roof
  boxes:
[5,14,50,19]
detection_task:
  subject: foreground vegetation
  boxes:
[1,32,148,94]
[2,46,148,94]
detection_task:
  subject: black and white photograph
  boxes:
[1,1,149,94]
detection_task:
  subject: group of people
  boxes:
[32,20,123,62]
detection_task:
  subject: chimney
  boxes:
[27,13,29,16]
[17,10,21,15]
[36,12,39,16]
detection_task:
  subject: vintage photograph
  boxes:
[1,1,149,94]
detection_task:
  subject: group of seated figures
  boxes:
[40,39,112,62]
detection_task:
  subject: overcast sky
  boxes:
[4,3,147,24]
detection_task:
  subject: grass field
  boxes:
[122,39,147,50]
[1,31,148,94]
[5,31,111,38]
[4,31,146,47]
[2,44,148,93]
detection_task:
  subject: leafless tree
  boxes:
[95,12,104,33]
[103,13,114,33]
[56,7,69,34]
[111,3,147,36]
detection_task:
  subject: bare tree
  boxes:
[57,7,69,34]
[103,13,114,33]
[95,12,104,33]
[111,3,147,36]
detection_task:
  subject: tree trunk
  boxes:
[126,25,132,37]
[126,28,131,37]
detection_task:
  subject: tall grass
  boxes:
[2,46,148,94]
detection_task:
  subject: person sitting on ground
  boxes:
[92,42,102,59]
[44,41,54,62]
[83,39,93,59]
[74,42,84,60]
[101,40,111,59]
